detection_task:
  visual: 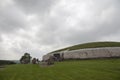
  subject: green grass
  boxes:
[50,41,120,53]
[0,58,120,80]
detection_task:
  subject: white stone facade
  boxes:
[43,47,120,60]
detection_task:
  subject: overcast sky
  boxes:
[0,0,120,60]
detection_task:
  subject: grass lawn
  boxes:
[0,58,120,80]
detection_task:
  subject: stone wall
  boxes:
[42,54,52,61]
[42,47,120,61]
[63,47,120,59]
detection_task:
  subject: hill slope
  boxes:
[51,42,120,53]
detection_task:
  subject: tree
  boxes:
[32,58,37,64]
[20,53,32,64]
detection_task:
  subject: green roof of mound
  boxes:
[50,42,120,53]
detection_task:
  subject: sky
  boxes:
[0,0,120,60]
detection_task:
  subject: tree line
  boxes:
[0,60,16,66]
[20,53,39,64]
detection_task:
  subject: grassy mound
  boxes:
[51,41,120,53]
[0,58,120,80]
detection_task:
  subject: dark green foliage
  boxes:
[0,60,16,66]
[50,41,120,53]
[20,53,32,64]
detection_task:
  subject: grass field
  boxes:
[0,58,120,80]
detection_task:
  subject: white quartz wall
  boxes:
[63,47,120,59]
[43,47,120,60]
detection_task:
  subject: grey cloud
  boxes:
[0,0,120,60]
[14,0,58,14]
[0,4,28,33]
[36,0,120,46]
